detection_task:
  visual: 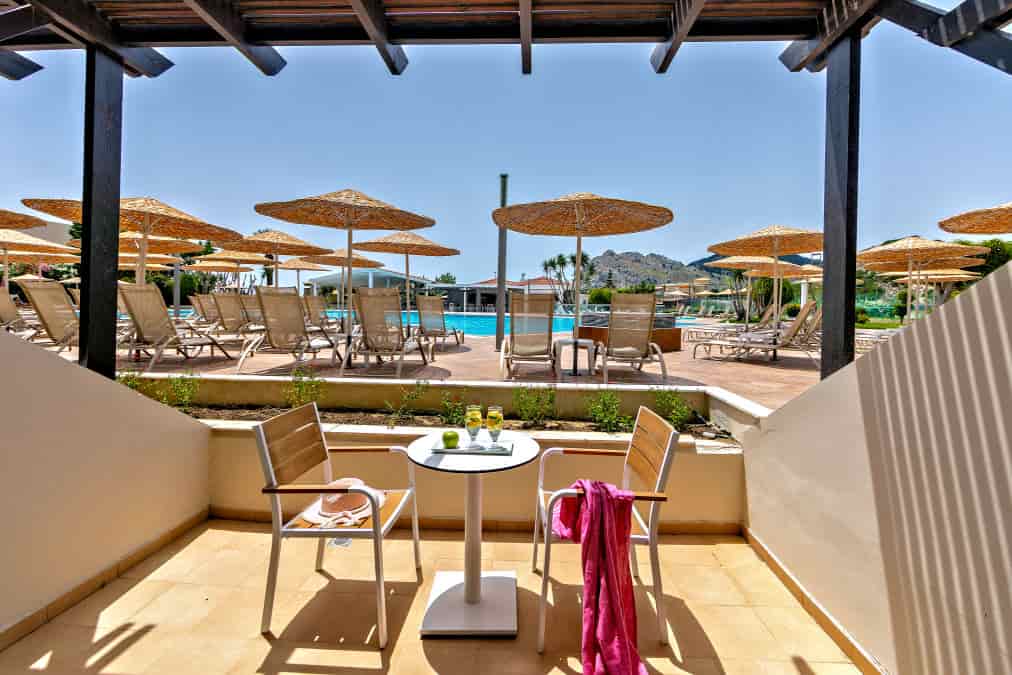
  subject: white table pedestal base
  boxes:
[420,570,518,637]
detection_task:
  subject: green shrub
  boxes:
[893,290,908,322]
[652,389,695,432]
[439,390,469,427]
[512,387,555,428]
[116,370,147,393]
[855,307,870,324]
[385,381,429,427]
[586,391,633,433]
[783,302,801,318]
[284,367,324,408]
[164,373,199,410]
[588,288,613,305]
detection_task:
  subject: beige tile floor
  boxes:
[57,334,820,410]
[0,521,859,674]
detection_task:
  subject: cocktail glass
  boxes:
[487,406,503,447]
[465,405,483,446]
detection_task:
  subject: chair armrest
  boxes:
[328,445,397,453]
[263,484,352,494]
[556,448,627,457]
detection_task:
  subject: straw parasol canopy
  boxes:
[22,197,241,286]
[0,209,47,230]
[255,189,435,329]
[492,192,673,336]
[881,269,981,278]
[0,229,79,289]
[303,249,383,268]
[225,230,329,288]
[708,226,822,328]
[5,251,81,266]
[353,231,460,318]
[67,232,205,255]
[705,255,779,270]
[118,252,183,265]
[277,257,329,293]
[938,202,1012,235]
[855,236,989,264]
[184,261,253,273]
[199,250,272,265]
[893,273,980,284]
[862,256,984,273]
[122,262,170,272]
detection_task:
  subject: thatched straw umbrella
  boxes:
[492,193,672,338]
[0,208,46,231]
[254,189,435,333]
[301,249,383,319]
[68,231,205,255]
[861,256,984,273]
[277,257,329,295]
[198,250,272,291]
[708,226,822,329]
[353,231,459,321]
[4,251,81,269]
[705,255,782,328]
[22,197,241,286]
[939,202,1012,234]
[856,236,989,319]
[0,229,78,289]
[224,230,329,288]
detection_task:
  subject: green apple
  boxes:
[442,430,459,449]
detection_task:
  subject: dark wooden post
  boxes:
[820,29,861,379]
[495,173,508,351]
[78,45,123,379]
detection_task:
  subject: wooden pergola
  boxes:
[2,0,1009,377]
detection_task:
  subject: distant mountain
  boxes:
[587,250,710,288]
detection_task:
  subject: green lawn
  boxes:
[856,318,902,330]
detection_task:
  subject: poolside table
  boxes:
[553,337,596,375]
[406,430,540,637]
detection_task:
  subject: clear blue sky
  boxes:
[3,21,1010,288]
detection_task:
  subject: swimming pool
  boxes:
[323,310,696,337]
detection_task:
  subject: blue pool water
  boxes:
[323,310,695,337]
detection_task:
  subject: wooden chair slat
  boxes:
[261,403,318,445]
[288,490,408,530]
[271,437,327,485]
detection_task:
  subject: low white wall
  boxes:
[743,265,1012,674]
[0,333,210,634]
[207,422,745,530]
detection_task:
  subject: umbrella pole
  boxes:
[346,229,354,336]
[573,234,582,339]
[296,269,301,295]
[745,277,752,331]
[137,215,150,286]
[2,247,7,290]
[405,253,411,327]
[905,257,912,323]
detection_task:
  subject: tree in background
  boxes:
[956,238,1011,280]
[541,252,596,303]
[588,288,612,305]
[605,270,615,288]
[435,272,456,284]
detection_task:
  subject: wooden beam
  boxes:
[779,0,877,72]
[820,28,860,379]
[78,45,122,379]
[0,5,47,41]
[28,0,172,76]
[0,49,42,79]
[519,0,532,73]
[925,0,1012,46]
[650,0,706,72]
[179,0,285,75]
[347,0,408,74]
[878,0,1012,74]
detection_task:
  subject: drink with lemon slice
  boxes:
[465,405,483,446]
[487,406,504,446]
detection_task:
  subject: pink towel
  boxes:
[552,479,647,675]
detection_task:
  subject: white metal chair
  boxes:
[533,406,679,652]
[255,403,421,647]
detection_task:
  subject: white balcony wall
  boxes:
[743,265,1011,674]
[0,333,210,635]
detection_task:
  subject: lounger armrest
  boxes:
[569,488,667,502]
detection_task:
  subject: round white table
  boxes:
[406,429,540,637]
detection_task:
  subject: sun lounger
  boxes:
[341,287,428,377]
[19,280,79,352]
[415,294,463,353]
[500,291,556,379]
[593,292,667,384]
[242,286,341,373]
[119,283,234,372]
[692,300,817,362]
[0,289,37,338]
